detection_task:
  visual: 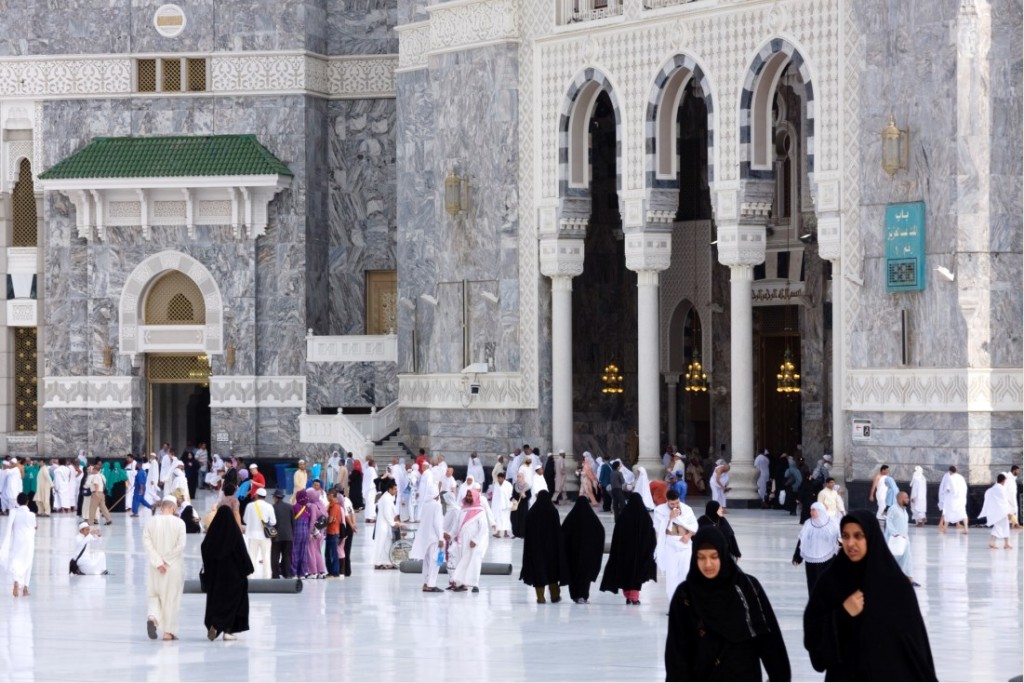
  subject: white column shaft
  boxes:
[636,271,662,471]
[728,265,757,501]
[551,276,574,454]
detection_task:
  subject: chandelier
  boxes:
[601,363,624,395]
[776,348,800,393]
[684,348,709,392]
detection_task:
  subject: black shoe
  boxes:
[147,618,158,640]
[471,586,479,593]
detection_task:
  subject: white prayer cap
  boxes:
[176,461,184,468]
[78,521,90,530]
[256,487,267,497]
[249,464,258,470]
[298,459,306,464]
[162,495,178,505]
[559,450,565,454]
[823,454,833,462]
[471,482,482,491]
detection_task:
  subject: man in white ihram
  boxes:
[143,496,186,640]
[938,465,969,534]
[242,488,276,579]
[653,488,698,600]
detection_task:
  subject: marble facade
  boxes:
[0,0,1017,495]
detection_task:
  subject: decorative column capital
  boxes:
[716,221,765,268]
[539,237,585,279]
[625,230,672,273]
[663,372,682,385]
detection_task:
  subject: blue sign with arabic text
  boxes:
[885,202,926,292]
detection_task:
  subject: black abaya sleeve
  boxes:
[803,601,852,674]
[751,579,791,682]
[792,539,803,565]
[664,586,698,682]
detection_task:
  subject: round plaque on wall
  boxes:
[153,4,187,38]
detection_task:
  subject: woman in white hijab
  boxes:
[791,502,840,595]
[910,466,927,526]
[633,466,656,511]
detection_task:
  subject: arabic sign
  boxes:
[885,202,926,292]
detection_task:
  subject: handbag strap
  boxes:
[254,500,266,523]
[293,504,307,521]
[75,541,88,562]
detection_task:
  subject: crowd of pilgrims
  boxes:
[0,443,957,680]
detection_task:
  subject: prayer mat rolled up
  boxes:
[184,578,304,594]
[399,560,513,575]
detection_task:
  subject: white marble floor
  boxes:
[1,494,1021,682]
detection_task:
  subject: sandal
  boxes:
[147,618,158,640]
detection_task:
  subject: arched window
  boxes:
[144,271,206,325]
[12,158,37,247]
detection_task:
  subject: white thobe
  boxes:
[451,511,489,588]
[710,469,729,507]
[943,473,969,525]
[160,455,174,488]
[874,476,889,518]
[0,506,36,587]
[124,462,137,511]
[144,464,162,505]
[416,470,437,522]
[910,473,927,522]
[363,466,379,512]
[54,466,75,510]
[372,491,398,565]
[490,480,513,533]
[73,534,107,575]
[980,484,1012,539]
[653,502,698,600]
[754,454,771,499]
[817,487,846,520]
[884,504,912,576]
[467,459,485,486]
[2,469,22,511]
[142,514,186,634]
[410,497,444,586]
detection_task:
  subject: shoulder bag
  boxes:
[69,544,87,575]
[254,500,278,539]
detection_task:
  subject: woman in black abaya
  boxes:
[519,490,569,603]
[696,500,742,561]
[201,506,255,641]
[803,509,936,681]
[599,492,657,605]
[560,495,605,604]
[664,526,790,682]
[510,471,532,538]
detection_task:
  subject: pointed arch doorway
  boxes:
[142,270,212,454]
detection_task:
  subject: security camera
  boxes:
[469,383,481,395]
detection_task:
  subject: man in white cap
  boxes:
[242,487,276,579]
[248,463,266,500]
[72,521,107,575]
[142,496,186,640]
[169,461,190,505]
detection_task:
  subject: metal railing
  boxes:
[558,0,624,24]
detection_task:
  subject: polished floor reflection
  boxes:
[1,494,1021,682]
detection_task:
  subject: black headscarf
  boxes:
[599,492,657,593]
[543,456,556,493]
[803,509,936,681]
[520,490,569,587]
[684,526,772,643]
[561,496,605,584]
[697,500,742,559]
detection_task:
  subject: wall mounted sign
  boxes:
[154,5,186,38]
[885,201,926,292]
[852,418,872,441]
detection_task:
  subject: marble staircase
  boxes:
[372,430,414,461]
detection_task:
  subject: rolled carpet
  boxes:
[398,560,513,575]
[184,578,303,594]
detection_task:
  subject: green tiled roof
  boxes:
[39,134,293,180]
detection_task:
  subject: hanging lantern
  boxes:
[776,348,801,394]
[601,363,624,395]
[684,348,709,392]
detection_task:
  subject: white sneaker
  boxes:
[223,633,238,641]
